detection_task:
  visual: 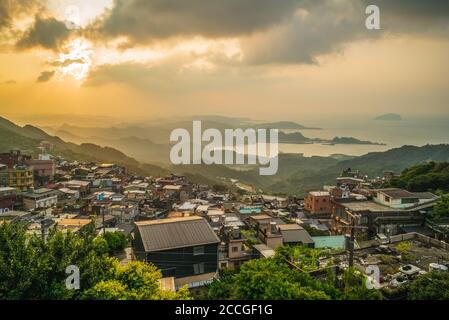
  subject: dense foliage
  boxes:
[206,246,383,300]
[406,272,449,300]
[102,231,130,253]
[431,194,449,220]
[388,161,449,193]
[0,223,190,300]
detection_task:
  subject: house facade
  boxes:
[133,216,220,288]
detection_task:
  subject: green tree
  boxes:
[83,261,191,300]
[207,246,383,300]
[0,222,190,300]
[102,231,129,253]
[0,222,114,299]
[207,258,337,300]
[388,162,449,193]
[339,268,383,300]
[431,195,449,220]
[206,269,238,300]
[233,258,332,300]
[407,272,449,300]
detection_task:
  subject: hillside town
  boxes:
[1,146,448,297]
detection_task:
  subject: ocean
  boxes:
[278,114,449,157]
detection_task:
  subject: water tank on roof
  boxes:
[429,263,448,272]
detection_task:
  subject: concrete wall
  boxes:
[357,232,449,251]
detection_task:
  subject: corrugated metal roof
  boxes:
[136,217,220,252]
[281,229,314,244]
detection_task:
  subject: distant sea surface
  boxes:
[278,114,449,157]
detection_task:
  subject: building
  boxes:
[0,164,8,186]
[25,159,55,186]
[220,225,251,270]
[0,150,31,169]
[0,187,18,211]
[373,188,435,209]
[0,210,31,223]
[249,215,284,250]
[22,188,59,210]
[134,216,220,289]
[8,165,34,191]
[277,224,314,247]
[304,191,332,217]
[331,189,439,238]
[62,180,91,195]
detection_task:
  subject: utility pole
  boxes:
[341,209,368,268]
[101,205,105,235]
[348,217,356,268]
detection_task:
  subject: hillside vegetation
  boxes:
[2,116,449,196]
[388,162,449,193]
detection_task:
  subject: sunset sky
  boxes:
[1,0,448,123]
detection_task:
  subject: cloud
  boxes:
[362,0,449,19]
[242,1,370,64]
[87,0,449,66]
[36,70,55,82]
[0,0,42,31]
[93,0,300,42]
[84,58,251,93]
[242,0,449,65]
[50,58,86,67]
[16,16,71,50]
[2,80,16,85]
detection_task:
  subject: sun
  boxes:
[53,38,93,81]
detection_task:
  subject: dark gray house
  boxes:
[133,216,220,281]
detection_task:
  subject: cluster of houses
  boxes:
[1,149,448,293]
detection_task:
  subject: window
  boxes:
[232,246,238,252]
[193,263,205,275]
[193,246,205,256]
[384,196,391,202]
[401,198,418,204]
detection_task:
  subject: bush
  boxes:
[102,231,129,253]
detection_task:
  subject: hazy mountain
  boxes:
[374,113,402,121]
[253,121,321,130]
[0,116,168,177]
[2,116,449,197]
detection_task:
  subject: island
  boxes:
[254,121,321,130]
[326,136,386,146]
[278,132,385,145]
[374,113,402,121]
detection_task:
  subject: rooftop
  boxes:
[250,214,272,221]
[135,216,220,252]
[23,188,58,199]
[253,244,276,258]
[377,188,418,199]
[279,227,314,245]
[65,180,91,187]
[309,191,330,197]
[239,207,262,215]
[57,219,91,227]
